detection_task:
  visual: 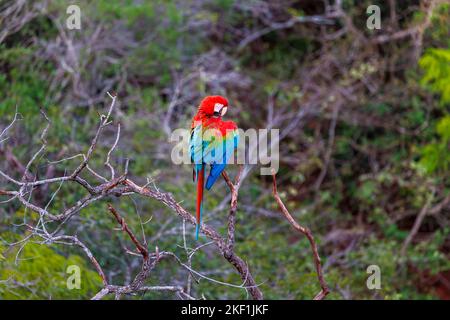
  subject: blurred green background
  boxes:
[0,0,449,299]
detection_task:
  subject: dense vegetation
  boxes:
[0,0,449,299]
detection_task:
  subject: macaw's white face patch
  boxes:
[214,103,224,113]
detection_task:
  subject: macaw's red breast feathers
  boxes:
[220,120,238,133]
[201,119,237,136]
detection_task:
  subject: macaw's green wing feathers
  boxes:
[190,125,205,182]
[189,119,239,239]
[205,128,239,190]
[190,122,239,190]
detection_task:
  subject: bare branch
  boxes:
[272,170,330,300]
[107,204,149,259]
[105,122,121,179]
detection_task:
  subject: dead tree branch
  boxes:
[107,203,149,259]
[0,92,333,300]
[0,94,265,300]
[272,170,330,300]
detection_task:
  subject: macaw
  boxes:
[189,96,239,239]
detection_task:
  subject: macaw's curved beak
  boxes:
[213,103,227,117]
[221,107,228,116]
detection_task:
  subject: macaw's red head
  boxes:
[197,95,229,118]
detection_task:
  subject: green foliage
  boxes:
[355,180,378,204]
[417,46,450,175]
[419,48,450,106]
[0,46,50,118]
[94,0,156,24]
[419,116,450,174]
[0,237,102,299]
[409,227,450,275]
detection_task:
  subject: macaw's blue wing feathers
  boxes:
[205,128,239,190]
[205,163,226,190]
[189,122,239,239]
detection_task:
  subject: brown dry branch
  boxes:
[0,0,47,44]
[0,93,331,300]
[95,204,162,300]
[0,93,264,300]
[107,203,149,259]
[401,190,436,257]
[122,177,264,300]
[271,170,330,300]
[222,165,243,253]
[53,235,108,287]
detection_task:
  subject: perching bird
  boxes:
[189,96,239,239]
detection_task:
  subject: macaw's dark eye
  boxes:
[213,111,221,117]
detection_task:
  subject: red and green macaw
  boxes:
[189,96,239,239]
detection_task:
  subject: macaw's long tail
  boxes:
[195,165,205,240]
